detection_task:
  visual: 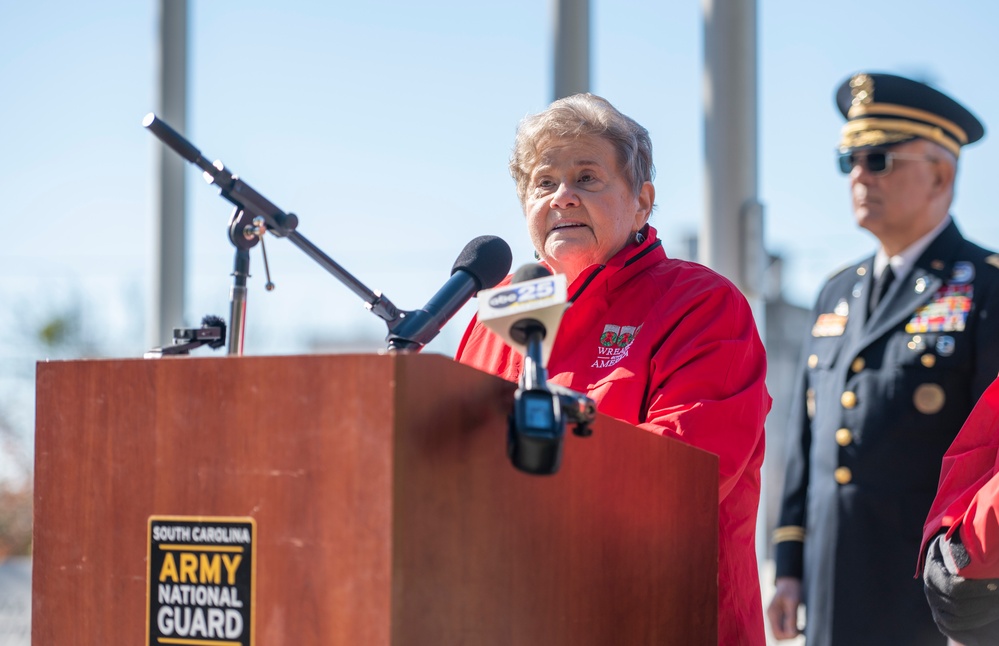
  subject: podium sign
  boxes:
[148,516,256,645]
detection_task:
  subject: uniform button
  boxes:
[921,354,937,368]
[808,354,819,368]
[835,467,853,484]
[851,357,865,372]
[841,391,857,409]
[914,383,946,415]
[836,428,853,446]
[988,583,998,592]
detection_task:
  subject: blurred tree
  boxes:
[0,292,117,559]
[0,412,32,558]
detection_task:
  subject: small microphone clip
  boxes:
[144,315,228,358]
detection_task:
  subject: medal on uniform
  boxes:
[906,284,973,333]
[913,383,946,414]
[950,261,975,284]
[936,335,956,356]
[813,300,849,337]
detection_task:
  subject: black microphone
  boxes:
[488,263,596,474]
[510,263,551,283]
[386,235,513,351]
[503,264,564,473]
[508,264,554,390]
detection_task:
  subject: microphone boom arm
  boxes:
[144,113,406,327]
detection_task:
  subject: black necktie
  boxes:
[869,265,895,315]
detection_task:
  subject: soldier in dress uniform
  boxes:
[767,71,999,646]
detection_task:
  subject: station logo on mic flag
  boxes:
[477,273,568,364]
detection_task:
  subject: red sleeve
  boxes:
[638,279,770,502]
[454,313,481,364]
[455,314,522,384]
[920,377,999,576]
[956,471,999,578]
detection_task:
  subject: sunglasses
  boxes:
[837,150,939,175]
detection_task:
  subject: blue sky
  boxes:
[2,0,999,453]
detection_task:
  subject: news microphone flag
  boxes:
[477,270,568,365]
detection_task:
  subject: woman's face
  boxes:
[524,135,653,283]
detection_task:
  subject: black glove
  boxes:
[923,531,999,645]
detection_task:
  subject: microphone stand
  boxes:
[226,208,255,356]
[229,248,250,356]
[144,113,430,352]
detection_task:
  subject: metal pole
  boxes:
[702,0,768,563]
[701,0,762,298]
[150,0,188,348]
[552,0,590,100]
[228,248,249,356]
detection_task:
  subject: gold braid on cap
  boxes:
[840,118,961,156]
[848,102,968,144]
[841,73,966,156]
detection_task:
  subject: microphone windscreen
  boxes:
[512,263,552,283]
[452,235,513,290]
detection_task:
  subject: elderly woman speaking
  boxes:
[455,93,771,645]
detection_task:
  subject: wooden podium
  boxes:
[33,353,718,645]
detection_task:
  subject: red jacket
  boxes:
[922,376,999,579]
[455,226,771,645]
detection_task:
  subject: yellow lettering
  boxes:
[221,554,242,585]
[179,553,198,583]
[159,553,178,582]
[200,553,221,584]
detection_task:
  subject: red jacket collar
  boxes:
[551,224,665,302]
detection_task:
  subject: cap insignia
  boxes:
[850,74,874,107]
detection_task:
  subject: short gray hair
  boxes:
[510,93,655,204]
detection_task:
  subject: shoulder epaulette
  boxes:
[985,254,999,270]
[826,260,861,281]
